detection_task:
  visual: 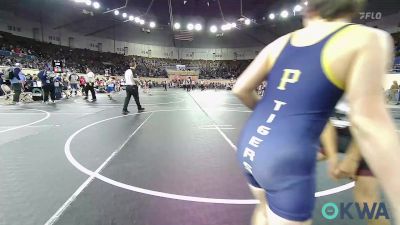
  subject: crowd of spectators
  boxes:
[0,32,250,79]
[198,60,249,79]
[0,32,129,75]
[1,31,399,79]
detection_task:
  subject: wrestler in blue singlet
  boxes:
[237,24,353,221]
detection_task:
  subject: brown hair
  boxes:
[305,0,366,20]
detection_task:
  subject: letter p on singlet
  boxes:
[277,69,301,90]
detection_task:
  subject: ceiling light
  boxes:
[149,21,156,28]
[122,13,127,18]
[221,24,227,31]
[92,1,100,9]
[195,23,202,31]
[304,1,308,6]
[134,17,140,23]
[139,19,145,25]
[280,10,289,18]
[269,13,275,20]
[294,5,302,12]
[174,22,181,29]
[231,22,237,28]
[114,10,119,16]
[210,25,217,33]
[187,23,194,30]
[129,15,134,21]
[85,0,91,6]
[244,18,251,25]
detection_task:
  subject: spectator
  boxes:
[10,63,25,104]
[79,76,86,96]
[389,81,399,102]
[38,65,56,104]
[53,74,62,100]
[69,70,79,96]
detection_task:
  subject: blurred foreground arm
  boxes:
[346,29,400,223]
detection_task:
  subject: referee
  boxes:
[84,68,96,101]
[122,62,145,115]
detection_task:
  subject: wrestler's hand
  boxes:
[333,156,359,180]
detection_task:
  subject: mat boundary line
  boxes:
[44,113,153,225]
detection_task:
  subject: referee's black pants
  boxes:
[85,83,96,100]
[123,85,142,112]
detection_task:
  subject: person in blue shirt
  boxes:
[10,63,26,104]
[38,65,55,104]
[233,0,400,224]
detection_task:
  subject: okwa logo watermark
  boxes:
[321,202,390,220]
[360,12,382,20]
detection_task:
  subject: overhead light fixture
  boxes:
[187,23,194,30]
[221,24,227,31]
[129,15,134,21]
[225,23,232,30]
[134,17,140,23]
[231,22,237,28]
[210,25,217,33]
[195,23,202,31]
[92,1,100,9]
[280,10,289,18]
[244,18,251,25]
[294,5,302,12]
[139,19,145,25]
[174,22,181,29]
[304,1,308,6]
[122,13,127,18]
[85,0,91,6]
[269,13,275,20]
[114,10,119,16]
[149,21,156,28]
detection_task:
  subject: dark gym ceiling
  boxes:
[1,0,399,48]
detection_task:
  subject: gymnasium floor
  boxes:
[0,88,399,225]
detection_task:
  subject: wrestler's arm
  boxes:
[320,122,340,179]
[346,29,400,222]
[321,122,338,159]
[322,121,363,180]
[232,46,270,109]
[233,35,289,110]
[333,141,362,180]
[342,141,362,162]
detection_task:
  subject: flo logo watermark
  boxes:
[360,12,382,20]
[321,202,390,220]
